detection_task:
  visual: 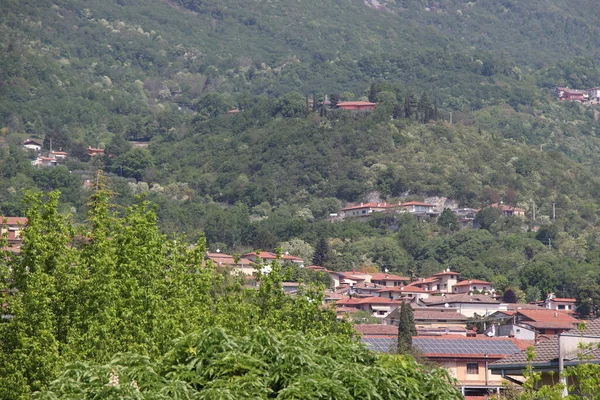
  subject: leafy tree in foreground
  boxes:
[397,302,417,354]
[37,326,461,400]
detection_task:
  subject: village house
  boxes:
[49,151,68,161]
[399,201,438,217]
[488,308,579,339]
[453,207,478,229]
[31,156,58,168]
[363,334,528,397]
[489,203,526,217]
[23,139,42,152]
[241,251,304,266]
[335,296,402,318]
[205,252,255,275]
[376,285,430,301]
[369,272,411,287]
[339,202,398,218]
[385,307,468,331]
[453,279,494,295]
[490,319,600,391]
[543,293,577,311]
[419,293,506,318]
[0,217,27,253]
[556,87,589,102]
[88,147,105,157]
[337,101,377,111]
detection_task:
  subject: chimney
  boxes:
[554,312,558,318]
[360,202,363,206]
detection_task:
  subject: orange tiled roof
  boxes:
[369,273,410,281]
[341,202,398,211]
[401,201,435,207]
[0,217,27,226]
[454,279,492,287]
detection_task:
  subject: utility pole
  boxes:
[552,202,556,221]
[449,111,453,124]
[532,201,536,221]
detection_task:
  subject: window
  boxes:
[466,363,479,375]
[362,210,366,214]
[558,305,566,310]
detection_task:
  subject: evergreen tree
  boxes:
[418,93,433,123]
[438,208,458,231]
[503,288,518,303]
[397,302,416,354]
[329,93,340,108]
[368,83,377,103]
[312,236,330,267]
[404,90,416,119]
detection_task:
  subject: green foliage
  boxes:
[38,326,461,399]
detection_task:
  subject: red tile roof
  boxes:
[369,273,410,281]
[377,286,428,293]
[242,251,303,261]
[0,217,27,226]
[433,270,459,276]
[341,202,398,211]
[401,201,435,207]
[454,279,492,287]
[337,297,402,306]
[354,324,397,336]
[550,298,576,303]
[516,309,578,323]
[337,101,377,106]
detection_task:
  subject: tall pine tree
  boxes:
[312,236,330,267]
[397,302,416,354]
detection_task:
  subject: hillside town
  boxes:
[200,247,592,399]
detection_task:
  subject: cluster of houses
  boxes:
[2,212,594,397]
[23,139,104,167]
[555,86,600,104]
[205,248,592,398]
[332,200,526,228]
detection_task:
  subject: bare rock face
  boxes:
[363,0,386,10]
[424,196,458,212]
[365,191,383,203]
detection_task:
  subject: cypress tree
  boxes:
[312,237,330,267]
[397,302,416,354]
[368,83,377,103]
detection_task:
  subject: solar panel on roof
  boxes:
[361,337,520,354]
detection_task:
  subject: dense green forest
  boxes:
[3,0,600,326]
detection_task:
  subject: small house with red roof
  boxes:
[400,201,437,215]
[489,203,526,217]
[241,251,304,265]
[23,139,42,152]
[502,309,579,337]
[340,202,399,218]
[377,285,430,301]
[363,334,528,397]
[453,279,494,295]
[336,296,402,318]
[88,147,105,157]
[337,101,377,111]
[49,151,68,161]
[206,252,256,276]
[1,217,27,253]
[369,272,410,287]
[543,293,577,312]
[556,87,589,102]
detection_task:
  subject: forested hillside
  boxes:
[3,0,600,314]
